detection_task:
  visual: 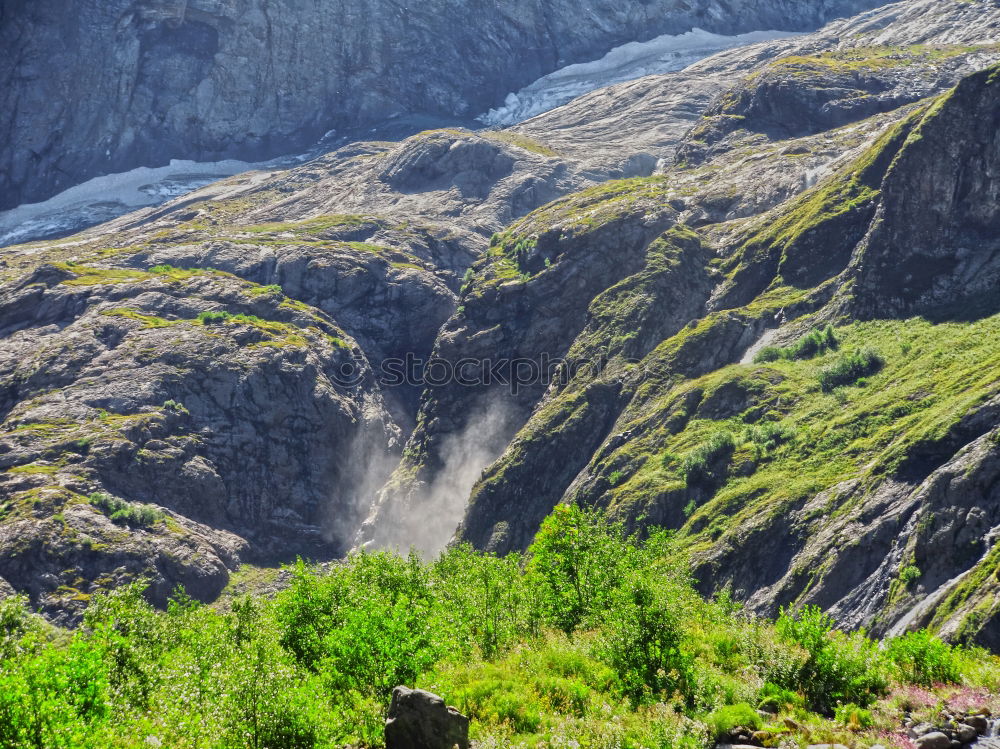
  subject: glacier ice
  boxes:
[477,27,801,127]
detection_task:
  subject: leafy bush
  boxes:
[431,545,533,659]
[835,702,874,729]
[0,596,40,662]
[899,564,921,587]
[162,399,189,415]
[776,605,888,712]
[88,493,163,528]
[597,581,694,706]
[743,421,796,458]
[885,630,962,686]
[197,310,232,325]
[683,430,735,485]
[705,703,762,738]
[757,682,801,713]
[755,325,838,363]
[277,553,437,702]
[818,347,885,391]
[527,505,630,635]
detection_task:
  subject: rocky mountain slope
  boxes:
[2,0,1000,649]
[1,0,891,210]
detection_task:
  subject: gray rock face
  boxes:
[0,0,894,209]
[384,686,469,749]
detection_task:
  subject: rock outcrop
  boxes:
[384,686,470,749]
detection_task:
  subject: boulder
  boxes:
[966,716,989,735]
[385,686,470,749]
[956,723,978,743]
[915,732,953,749]
[910,723,938,739]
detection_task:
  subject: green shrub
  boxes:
[162,399,189,415]
[431,545,532,659]
[835,702,874,729]
[0,597,41,661]
[277,553,436,702]
[818,347,884,391]
[757,682,801,713]
[197,310,232,325]
[884,630,962,686]
[683,430,735,485]
[743,422,796,458]
[597,581,694,706]
[899,564,921,587]
[755,326,838,364]
[88,493,163,528]
[705,703,762,738]
[450,672,543,733]
[775,606,888,712]
[527,505,630,635]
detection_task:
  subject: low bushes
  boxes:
[776,605,888,712]
[818,347,885,391]
[884,629,964,686]
[683,430,736,485]
[0,505,994,747]
[88,493,163,528]
[756,325,838,363]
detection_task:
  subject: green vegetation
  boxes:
[817,347,884,391]
[769,44,1000,76]
[683,430,735,485]
[884,630,964,686]
[101,308,175,328]
[162,399,189,415]
[481,130,560,158]
[899,564,922,587]
[240,214,377,236]
[87,493,164,529]
[755,326,838,363]
[247,283,283,296]
[591,313,1000,576]
[0,505,995,748]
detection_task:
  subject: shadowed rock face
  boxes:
[0,0,894,209]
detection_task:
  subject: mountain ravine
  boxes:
[3,0,1000,653]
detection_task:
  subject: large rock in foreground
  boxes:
[385,686,469,749]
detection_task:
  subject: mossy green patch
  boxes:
[769,44,1000,77]
[599,315,1000,552]
[480,130,560,157]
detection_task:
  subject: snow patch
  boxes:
[478,27,802,128]
[0,156,295,248]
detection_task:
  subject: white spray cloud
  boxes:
[355,397,517,557]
